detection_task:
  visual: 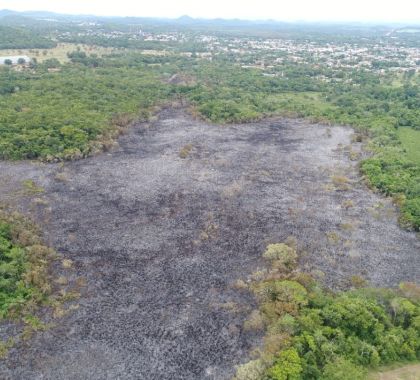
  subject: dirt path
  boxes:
[0,108,419,379]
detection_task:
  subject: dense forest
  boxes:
[0,25,56,49]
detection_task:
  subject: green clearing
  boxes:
[398,127,420,164]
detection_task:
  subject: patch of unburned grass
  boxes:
[331,175,351,191]
[340,221,357,231]
[349,149,360,161]
[54,172,70,183]
[326,231,341,245]
[21,179,44,195]
[62,259,74,269]
[244,310,264,331]
[179,143,193,159]
[398,127,420,164]
[342,199,355,209]
[221,179,244,198]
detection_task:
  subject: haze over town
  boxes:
[2,0,420,22]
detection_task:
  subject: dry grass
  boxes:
[0,43,121,63]
[350,275,368,288]
[340,222,356,231]
[326,231,341,245]
[55,276,69,286]
[31,197,49,206]
[179,143,193,159]
[331,175,351,191]
[199,221,219,241]
[62,259,74,269]
[342,199,355,209]
[21,179,44,195]
[222,180,245,198]
[233,359,266,380]
[349,150,360,161]
[54,172,70,183]
[244,310,264,331]
[0,339,14,359]
[232,279,248,290]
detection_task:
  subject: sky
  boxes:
[2,0,420,22]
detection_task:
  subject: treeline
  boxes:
[59,34,176,51]
[0,26,56,49]
[0,49,418,229]
[180,60,420,230]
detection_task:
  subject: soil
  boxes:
[0,107,419,379]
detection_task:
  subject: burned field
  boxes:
[0,108,419,379]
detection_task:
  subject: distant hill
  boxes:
[0,9,418,32]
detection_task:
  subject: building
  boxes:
[0,55,31,65]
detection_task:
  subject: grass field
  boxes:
[0,43,122,63]
[398,127,420,164]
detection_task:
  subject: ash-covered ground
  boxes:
[0,108,418,379]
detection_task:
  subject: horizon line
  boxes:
[1,8,420,25]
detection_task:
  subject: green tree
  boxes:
[321,357,366,380]
[268,348,303,380]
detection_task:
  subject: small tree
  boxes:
[4,59,12,65]
[17,58,26,65]
[268,348,303,380]
[321,357,366,380]
[263,243,298,271]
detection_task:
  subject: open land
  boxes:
[0,108,418,379]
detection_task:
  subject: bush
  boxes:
[233,359,266,380]
[321,357,366,380]
[267,348,303,380]
[0,211,54,320]
[263,243,298,272]
[401,198,420,230]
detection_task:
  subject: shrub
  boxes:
[263,243,298,272]
[179,143,193,159]
[0,213,54,319]
[321,357,366,380]
[331,175,351,191]
[244,309,264,331]
[267,348,303,380]
[233,359,266,380]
